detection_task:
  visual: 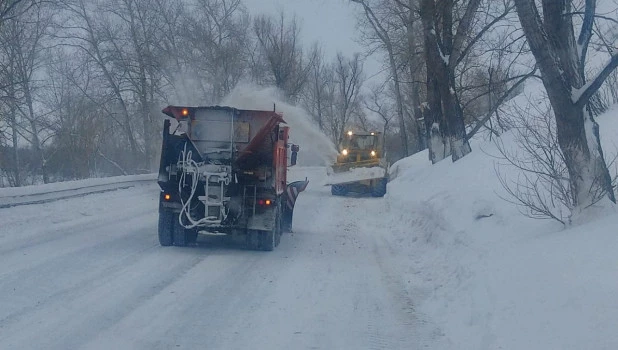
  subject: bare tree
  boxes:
[514,0,617,208]
[102,0,171,170]
[495,95,617,225]
[364,82,394,153]
[417,0,518,164]
[397,0,425,153]
[57,0,141,172]
[184,0,250,102]
[301,44,330,131]
[0,2,54,183]
[329,53,365,145]
[39,49,108,179]
[252,11,314,101]
[0,0,28,25]
[148,0,191,100]
[0,37,21,185]
[351,0,410,157]
[419,0,479,162]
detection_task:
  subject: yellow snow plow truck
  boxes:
[325,131,388,197]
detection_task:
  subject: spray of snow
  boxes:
[168,71,213,106]
[219,83,338,167]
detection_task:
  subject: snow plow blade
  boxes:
[324,166,387,186]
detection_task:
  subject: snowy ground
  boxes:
[0,169,430,350]
[0,174,156,208]
[1,108,618,349]
[382,105,618,349]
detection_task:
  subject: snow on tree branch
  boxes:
[572,54,618,107]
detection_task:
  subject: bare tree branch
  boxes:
[574,54,618,108]
[455,3,516,67]
[466,67,537,141]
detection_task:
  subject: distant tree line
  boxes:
[0,0,369,185]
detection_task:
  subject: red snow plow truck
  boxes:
[157,105,308,251]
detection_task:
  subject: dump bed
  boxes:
[162,106,285,165]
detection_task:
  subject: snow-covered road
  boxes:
[0,168,428,350]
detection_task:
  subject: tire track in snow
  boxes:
[1,168,435,349]
[0,184,157,257]
[0,225,232,349]
[0,216,158,324]
[80,248,280,350]
[300,189,420,349]
[368,199,452,349]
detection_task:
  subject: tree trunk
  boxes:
[387,50,409,157]
[437,0,471,161]
[420,0,449,163]
[10,107,21,187]
[314,67,324,131]
[552,94,614,207]
[514,0,616,209]
[420,0,474,163]
[7,64,21,186]
[405,1,424,153]
[444,73,472,161]
[23,83,48,184]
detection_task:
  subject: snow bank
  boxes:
[0,173,156,197]
[381,103,618,349]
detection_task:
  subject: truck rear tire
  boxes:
[158,209,174,246]
[173,214,196,247]
[331,184,348,196]
[250,201,282,251]
[274,200,282,247]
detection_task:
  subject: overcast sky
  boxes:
[242,0,383,81]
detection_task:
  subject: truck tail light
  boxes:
[257,199,272,206]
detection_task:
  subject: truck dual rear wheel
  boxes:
[173,215,198,246]
[262,201,282,250]
[159,209,198,247]
[248,200,282,251]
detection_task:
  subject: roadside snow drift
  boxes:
[382,103,618,349]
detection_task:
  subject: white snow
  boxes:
[380,104,618,349]
[220,84,339,167]
[571,54,618,104]
[1,104,618,348]
[0,174,156,208]
[0,173,155,197]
